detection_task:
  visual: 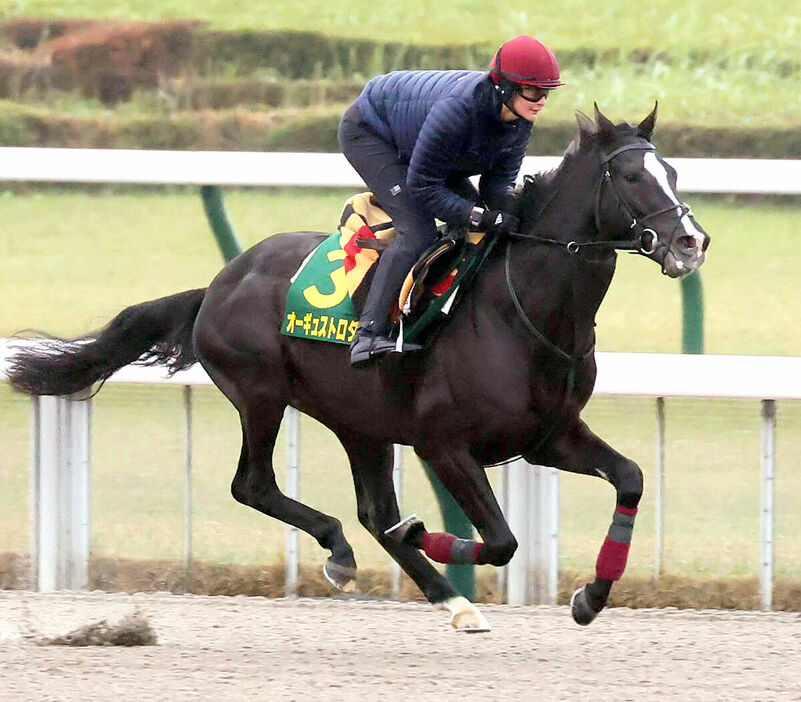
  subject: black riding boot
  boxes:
[349,322,401,367]
[350,243,423,367]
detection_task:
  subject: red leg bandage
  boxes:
[595,506,638,581]
[595,537,631,580]
[422,532,483,564]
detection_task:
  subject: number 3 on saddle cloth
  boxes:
[281,192,495,347]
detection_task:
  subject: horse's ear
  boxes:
[637,101,658,140]
[593,102,617,143]
[575,110,596,143]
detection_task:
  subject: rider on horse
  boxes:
[339,35,565,367]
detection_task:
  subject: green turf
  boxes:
[1,3,797,138]
[2,0,799,54]
[561,59,801,129]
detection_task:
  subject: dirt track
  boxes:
[1,591,800,701]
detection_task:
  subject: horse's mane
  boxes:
[510,136,584,222]
[510,119,640,221]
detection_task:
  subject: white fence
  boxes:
[2,147,801,193]
[3,341,801,609]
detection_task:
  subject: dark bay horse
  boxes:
[7,105,709,631]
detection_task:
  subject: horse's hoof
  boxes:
[451,610,492,633]
[438,596,491,633]
[323,559,357,593]
[570,586,600,626]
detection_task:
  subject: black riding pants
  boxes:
[338,103,479,334]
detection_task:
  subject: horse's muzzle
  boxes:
[655,220,710,278]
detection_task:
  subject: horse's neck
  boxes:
[500,230,616,362]
[507,156,616,355]
[531,153,599,241]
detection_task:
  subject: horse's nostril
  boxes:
[677,235,697,251]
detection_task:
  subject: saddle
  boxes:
[281,192,494,346]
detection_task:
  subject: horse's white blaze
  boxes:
[438,596,491,632]
[643,152,705,252]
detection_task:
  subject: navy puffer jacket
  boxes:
[355,70,532,223]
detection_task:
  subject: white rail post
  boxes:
[30,394,91,591]
[391,444,404,598]
[654,397,666,579]
[284,408,300,597]
[505,459,528,604]
[497,465,508,597]
[183,386,193,574]
[533,465,560,603]
[505,459,559,605]
[760,399,776,611]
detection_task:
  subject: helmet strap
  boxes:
[495,80,525,120]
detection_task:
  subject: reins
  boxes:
[503,242,577,364]
[502,238,590,459]
[504,138,697,365]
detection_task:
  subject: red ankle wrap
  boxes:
[422,532,482,564]
[595,506,638,581]
[595,538,631,580]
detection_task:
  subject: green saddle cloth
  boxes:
[281,232,496,346]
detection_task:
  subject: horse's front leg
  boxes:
[528,419,643,626]
[392,446,520,631]
[410,447,519,569]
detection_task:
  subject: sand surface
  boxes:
[2,591,800,701]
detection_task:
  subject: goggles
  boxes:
[517,85,552,102]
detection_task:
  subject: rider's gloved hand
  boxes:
[468,206,519,236]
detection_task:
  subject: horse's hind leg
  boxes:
[232,401,357,590]
[335,433,489,631]
[530,419,644,626]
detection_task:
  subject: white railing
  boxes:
[2,147,801,193]
[3,340,801,609]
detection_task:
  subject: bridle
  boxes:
[511,139,694,256]
[503,138,695,366]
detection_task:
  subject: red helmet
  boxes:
[489,35,565,88]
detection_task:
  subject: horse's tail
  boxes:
[6,288,206,397]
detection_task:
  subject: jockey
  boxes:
[339,35,565,367]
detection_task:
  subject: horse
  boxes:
[7,104,709,632]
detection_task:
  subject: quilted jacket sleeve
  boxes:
[478,139,527,211]
[406,97,476,224]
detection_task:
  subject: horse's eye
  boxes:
[624,172,639,183]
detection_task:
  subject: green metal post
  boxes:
[421,461,476,601]
[201,185,243,262]
[680,272,704,354]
